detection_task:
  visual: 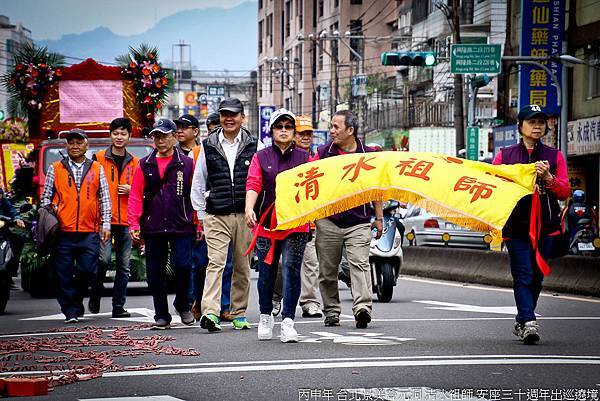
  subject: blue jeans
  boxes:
[506,236,553,324]
[256,233,309,320]
[145,234,194,323]
[191,240,233,313]
[93,225,132,309]
[53,232,100,317]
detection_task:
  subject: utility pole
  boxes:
[451,0,465,154]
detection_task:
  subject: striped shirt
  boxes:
[41,158,112,231]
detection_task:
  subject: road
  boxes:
[1,273,599,401]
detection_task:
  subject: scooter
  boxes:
[369,200,405,302]
[0,216,15,314]
[569,218,600,257]
[338,201,405,302]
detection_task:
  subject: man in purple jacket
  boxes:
[314,110,384,329]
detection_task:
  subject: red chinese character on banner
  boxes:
[435,156,464,164]
[395,158,433,181]
[341,156,376,182]
[454,176,497,203]
[294,166,325,203]
[484,172,515,183]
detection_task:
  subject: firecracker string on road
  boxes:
[0,324,200,389]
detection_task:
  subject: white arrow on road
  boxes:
[413,300,539,316]
[299,331,415,345]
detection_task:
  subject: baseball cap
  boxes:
[218,98,244,114]
[268,108,296,131]
[175,114,199,128]
[65,128,88,140]
[149,118,177,136]
[206,112,220,127]
[295,115,313,132]
[518,104,548,121]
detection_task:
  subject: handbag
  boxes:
[549,207,569,258]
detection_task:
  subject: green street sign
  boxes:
[0,110,5,121]
[450,44,501,74]
[467,126,479,161]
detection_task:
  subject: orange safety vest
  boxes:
[191,144,202,162]
[51,159,102,233]
[94,149,138,226]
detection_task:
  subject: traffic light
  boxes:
[381,51,437,67]
[471,74,491,89]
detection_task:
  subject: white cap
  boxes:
[268,108,296,131]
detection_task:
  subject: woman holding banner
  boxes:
[493,104,570,345]
[245,109,310,343]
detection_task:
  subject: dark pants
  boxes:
[53,232,100,317]
[145,234,194,323]
[506,236,553,324]
[92,225,131,309]
[191,239,233,313]
[256,233,308,320]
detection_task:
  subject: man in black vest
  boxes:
[191,98,263,332]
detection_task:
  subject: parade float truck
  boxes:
[13,58,156,297]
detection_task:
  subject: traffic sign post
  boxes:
[467,126,479,161]
[451,44,501,74]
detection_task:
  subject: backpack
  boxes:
[35,206,59,256]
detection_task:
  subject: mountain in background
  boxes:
[36,2,257,73]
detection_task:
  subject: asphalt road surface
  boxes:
[2,273,599,401]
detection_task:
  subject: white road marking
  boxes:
[4,316,600,339]
[20,308,158,323]
[402,276,600,304]
[412,300,531,316]
[299,331,415,345]
[7,355,600,377]
[98,355,600,378]
[80,397,184,401]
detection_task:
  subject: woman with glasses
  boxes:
[245,109,310,343]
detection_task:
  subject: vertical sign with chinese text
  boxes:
[519,0,564,116]
[467,126,479,161]
[259,105,276,147]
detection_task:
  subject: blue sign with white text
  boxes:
[519,0,564,116]
[493,124,519,156]
[259,105,276,147]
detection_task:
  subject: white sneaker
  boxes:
[257,314,274,340]
[521,321,540,345]
[280,317,299,343]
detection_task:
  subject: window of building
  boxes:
[298,0,303,29]
[297,92,303,114]
[258,65,263,97]
[588,48,600,99]
[258,0,263,9]
[258,20,263,54]
[318,0,324,18]
[349,19,363,61]
[285,49,292,86]
[285,1,291,37]
[330,22,339,61]
[334,0,339,7]
[318,44,324,71]
[351,0,362,4]
[266,13,273,47]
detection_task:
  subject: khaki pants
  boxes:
[299,233,322,310]
[315,218,372,317]
[201,213,251,317]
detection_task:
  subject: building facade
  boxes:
[0,15,33,120]
[257,0,400,131]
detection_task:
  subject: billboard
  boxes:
[519,0,564,116]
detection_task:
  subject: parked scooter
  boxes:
[338,201,405,302]
[0,215,15,314]
[569,218,600,257]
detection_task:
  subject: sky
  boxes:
[0,0,257,40]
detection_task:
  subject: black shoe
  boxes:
[88,296,100,314]
[355,309,371,329]
[324,315,340,327]
[64,314,79,324]
[112,308,131,318]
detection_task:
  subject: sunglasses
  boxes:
[273,123,295,131]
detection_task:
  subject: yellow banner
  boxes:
[274,151,536,245]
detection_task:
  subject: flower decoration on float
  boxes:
[0,43,64,117]
[117,44,169,126]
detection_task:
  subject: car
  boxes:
[400,204,492,250]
